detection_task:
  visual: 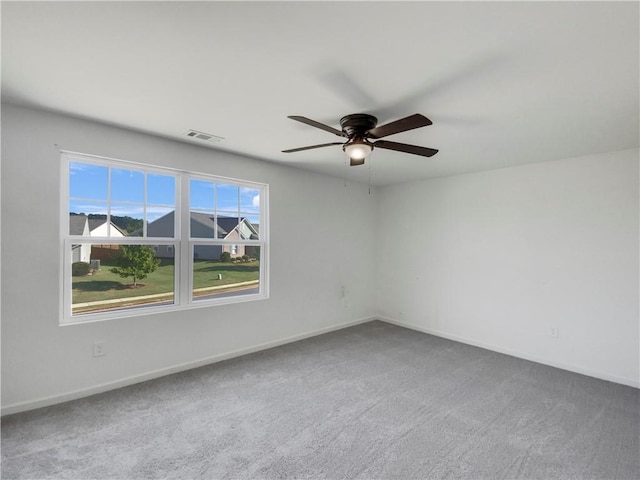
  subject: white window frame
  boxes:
[60,151,269,325]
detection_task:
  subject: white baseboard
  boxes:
[377,316,640,389]
[1,316,376,416]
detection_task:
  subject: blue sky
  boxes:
[69,162,260,223]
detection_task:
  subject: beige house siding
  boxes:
[221,229,244,258]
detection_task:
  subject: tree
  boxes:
[109,245,160,287]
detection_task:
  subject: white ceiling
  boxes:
[2,1,638,186]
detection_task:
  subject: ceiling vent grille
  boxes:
[185,129,224,142]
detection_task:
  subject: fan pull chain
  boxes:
[344,156,348,187]
[368,154,372,195]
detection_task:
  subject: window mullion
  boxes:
[179,174,191,306]
[214,183,218,240]
[143,173,148,238]
[106,166,112,237]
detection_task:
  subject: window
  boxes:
[61,151,268,324]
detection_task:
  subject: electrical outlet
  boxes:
[549,327,559,338]
[93,341,106,357]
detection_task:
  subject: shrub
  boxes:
[242,255,249,262]
[72,261,92,277]
[220,251,231,263]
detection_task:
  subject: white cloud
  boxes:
[252,195,260,207]
[69,203,107,215]
[69,162,91,175]
[109,205,144,218]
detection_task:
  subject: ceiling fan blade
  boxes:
[373,140,438,157]
[367,114,433,139]
[373,55,508,121]
[287,116,346,137]
[282,142,343,153]
[350,158,365,166]
[318,68,377,109]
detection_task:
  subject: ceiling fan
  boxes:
[282,113,438,166]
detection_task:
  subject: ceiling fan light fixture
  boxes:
[283,113,437,164]
[343,139,372,160]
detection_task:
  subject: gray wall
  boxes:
[2,103,637,414]
[375,148,640,387]
[1,104,378,412]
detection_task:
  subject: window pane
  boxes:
[91,217,120,237]
[71,243,175,316]
[190,180,214,211]
[69,205,97,237]
[216,183,239,213]
[111,168,144,203]
[111,204,144,237]
[147,174,175,206]
[146,208,175,238]
[240,215,260,240]
[243,214,260,224]
[69,200,108,217]
[69,162,108,200]
[240,187,260,214]
[217,215,239,240]
[190,211,216,239]
[69,215,90,236]
[192,245,260,302]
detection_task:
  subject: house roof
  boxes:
[190,213,257,239]
[144,211,258,239]
[88,218,106,231]
[217,217,241,237]
[88,218,128,236]
[69,214,88,235]
[189,212,225,238]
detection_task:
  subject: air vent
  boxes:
[185,129,224,142]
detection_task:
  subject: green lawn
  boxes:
[192,259,260,289]
[72,259,260,306]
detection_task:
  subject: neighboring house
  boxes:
[147,211,259,260]
[88,218,127,237]
[70,215,128,263]
[70,214,91,263]
[88,218,128,263]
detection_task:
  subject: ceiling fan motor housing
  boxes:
[339,114,378,137]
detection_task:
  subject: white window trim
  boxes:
[60,150,269,325]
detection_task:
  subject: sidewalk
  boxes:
[73,280,259,308]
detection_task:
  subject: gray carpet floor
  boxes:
[2,320,639,479]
